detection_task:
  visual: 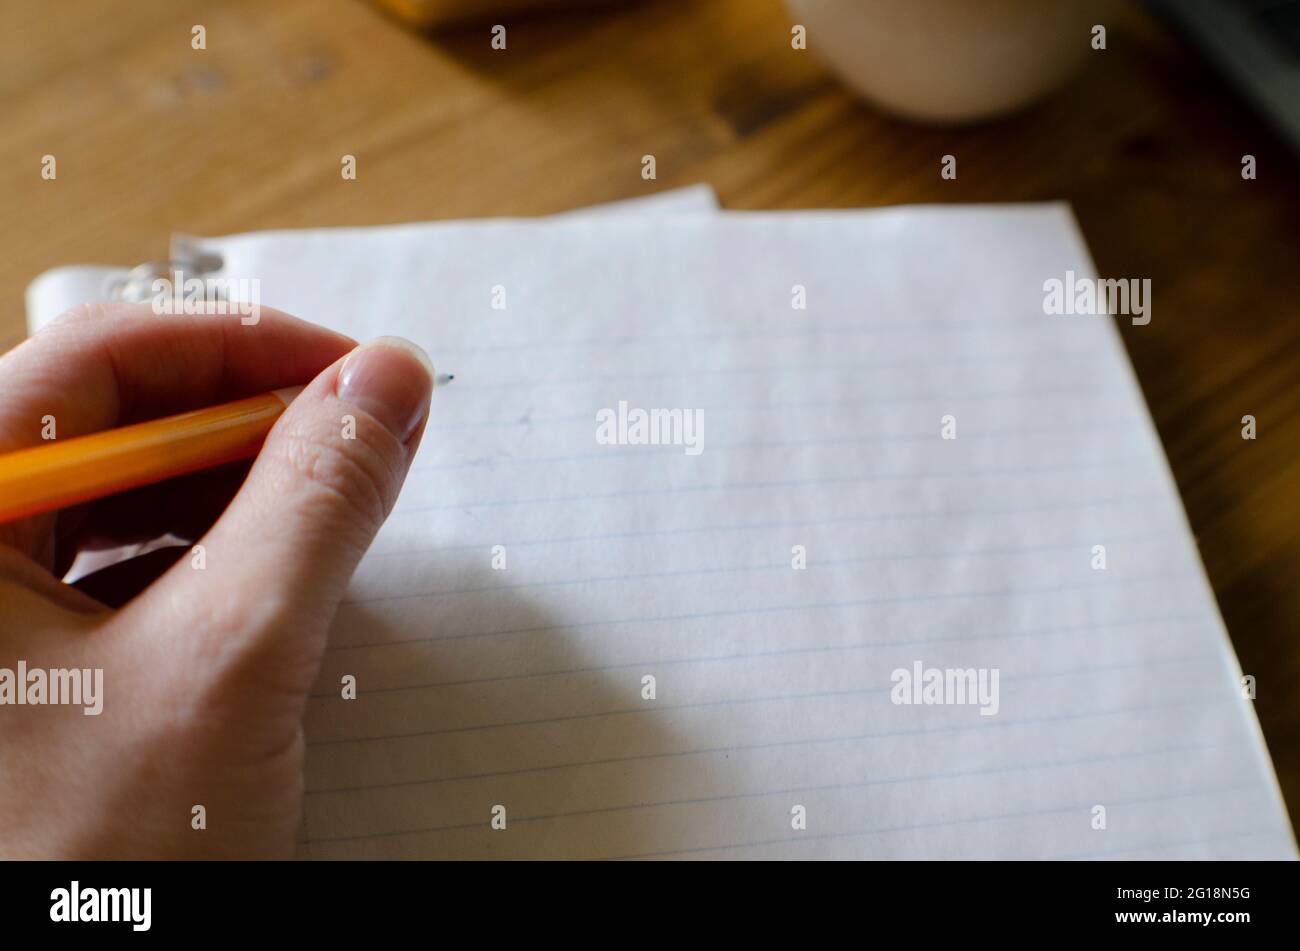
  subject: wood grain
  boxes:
[2,0,1298,831]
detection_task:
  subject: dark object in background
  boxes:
[1148,0,1300,152]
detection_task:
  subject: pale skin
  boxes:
[0,303,433,858]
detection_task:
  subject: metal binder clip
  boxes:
[108,251,225,303]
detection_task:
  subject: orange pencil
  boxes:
[0,372,452,523]
[0,388,304,524]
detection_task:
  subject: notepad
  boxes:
[30,198,1298,858]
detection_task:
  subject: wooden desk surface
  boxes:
[3,0,1298,830]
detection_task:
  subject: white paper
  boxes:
[22,185,719,336]
[190,204,1294,859]
[24,266,128,335]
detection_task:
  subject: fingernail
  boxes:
[336,336,434,442]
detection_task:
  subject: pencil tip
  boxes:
[435,373,455,387]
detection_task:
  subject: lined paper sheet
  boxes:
[194,204,1296,859]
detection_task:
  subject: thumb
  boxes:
[133,336,434,681]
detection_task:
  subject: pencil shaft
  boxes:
[0,392,289,523]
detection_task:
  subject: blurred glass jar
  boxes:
[784,0,1104,123]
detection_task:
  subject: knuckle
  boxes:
[43,300,140,333]
[44,301,105,330]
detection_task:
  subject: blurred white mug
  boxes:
[784,0,1105,123]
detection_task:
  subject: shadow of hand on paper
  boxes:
[299,578,746,859]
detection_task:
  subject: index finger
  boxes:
[0,301,356,558]
[0,301,356,452]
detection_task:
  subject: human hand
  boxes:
[0,303,432,858]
